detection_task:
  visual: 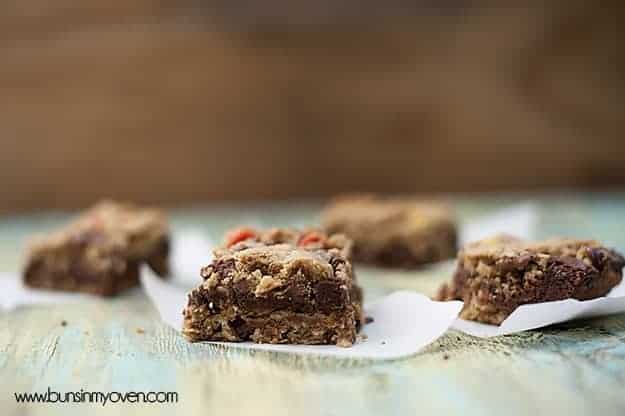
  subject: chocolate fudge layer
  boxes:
[23,201,170,296]
[183,228,363,347]
[437,235,625,325]
[321,195,457,268]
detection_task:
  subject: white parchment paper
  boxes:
[452,281,625,337]
[142,268,462,359]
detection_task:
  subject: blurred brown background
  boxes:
[1,1,624,213]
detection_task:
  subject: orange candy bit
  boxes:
[298,231,326,247]
[225,227,257,247]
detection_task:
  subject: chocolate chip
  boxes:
[329,256,346,272]
[603,248,625,271]
[284,283,315,313]
[586,247,606,270]
[229,317,252,339]
[314,281,347,312]
[204,258,235,280]
[232,279,301,313]
[610,249,625,270]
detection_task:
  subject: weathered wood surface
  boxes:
[2,2,625,214]
[2,195,625,415]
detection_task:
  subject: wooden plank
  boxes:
[1,197,625,415]
[2,2,625,213]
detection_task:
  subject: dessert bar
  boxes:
[322,195,457,268]
[183,228,363,347]
[23,201,170,296]
[437,235,625,324]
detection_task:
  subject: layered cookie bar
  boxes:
[182,228,363,347]
[23,201,170,296]
[437,235,625,324]
[321,195,457,268]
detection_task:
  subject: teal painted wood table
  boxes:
[2,194,625,415]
